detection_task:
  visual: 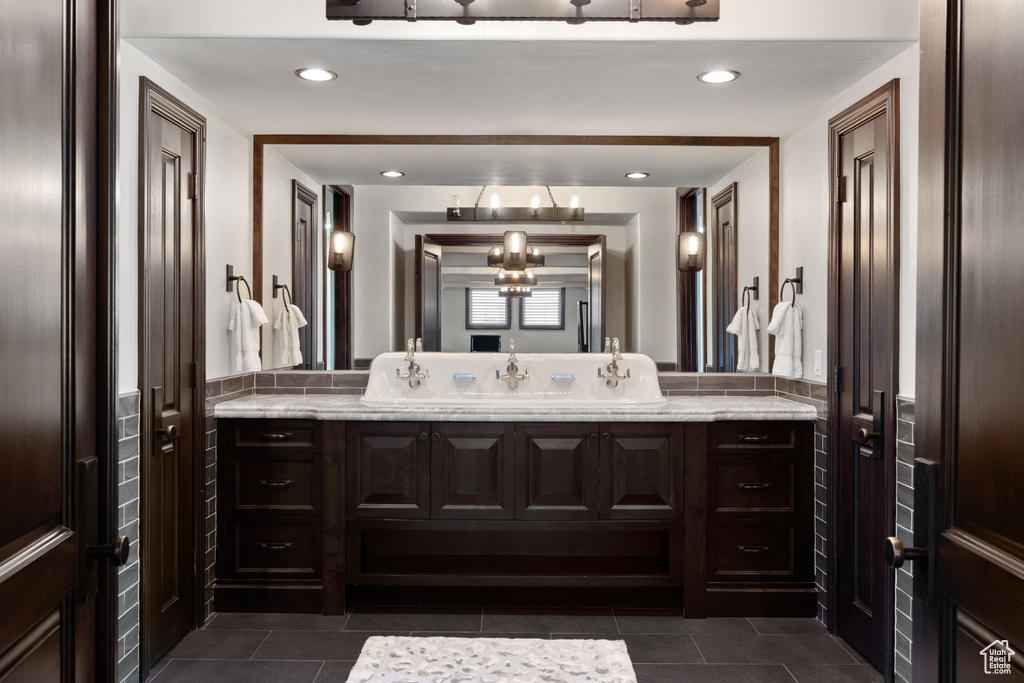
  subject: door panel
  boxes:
[140,82,204,671]
[515,423,600,521]
[431,423,515,520]
[833,98,895,672]
[710,185,737,372]
[292,181,319,370]
[347,422,431,519]
[915,1,1024,678]
[415,236,442,351]
[587,237,605,350]
[599,424,684,520]
[0,0,112,678]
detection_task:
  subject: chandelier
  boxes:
[327,0,720,25]
[489,230,545,298]
[448,186,583,223]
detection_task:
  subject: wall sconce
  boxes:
[328,230,355,271]
[678,231,704,272]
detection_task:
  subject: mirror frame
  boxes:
[251,134,780,367]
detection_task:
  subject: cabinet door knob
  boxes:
[432,432,441,442]
[602,433,611,442]
[590,433,598,443]
[419,432,429,442]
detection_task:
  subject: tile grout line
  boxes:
[312,660,326,683]
[690,634,708,665]
[781,663,801,682]
[612,611,620,634]
[249,630,273,661]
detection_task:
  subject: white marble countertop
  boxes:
[213,394,818,423]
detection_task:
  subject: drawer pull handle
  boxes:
[259,432,293,442]
[737,545,772,554]
[258,480,295,489]
[257,543,293,552]
[736,482,772,490]
[738,434,770,443]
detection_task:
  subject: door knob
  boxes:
[88,536,131,567]
[857,427,880,444]
[156,424,178,441]
[883,536,927,569]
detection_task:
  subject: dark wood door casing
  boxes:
[916,1,1024,679]
[0,0,118,678]
[826,79,900,675]
[292,180,319,370]
[326,186,353,369]
[138,77,206,674]
[415,236,442,351]
[710,185,738,372]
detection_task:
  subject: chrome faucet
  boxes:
[496,339,529,390]
[603,337,612,353]
[398,338,428,388]
[598,337,630,388]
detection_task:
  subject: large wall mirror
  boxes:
[251,135,779,372]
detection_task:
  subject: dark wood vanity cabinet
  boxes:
[698,421,817,617]
[217,416,814,618]
[216,419,325,613]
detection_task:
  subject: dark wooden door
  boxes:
[292,180,319,369]
[431,423,515,520]
[515,423,600,521]
[711,185,738,372]
[599,423,684,520]
[678,190,701,372]
[829,82,899,673]
[587,236,606,350]
[0,0,116,679]
[415,235,442,351]
[347,422,431,519]
[915,1,1024,679]
[140,81,205,670]
[326,185,353,370]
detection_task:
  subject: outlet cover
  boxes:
[814,350,823,376]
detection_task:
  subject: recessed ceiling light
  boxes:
[295,68,338,82]
[380,170,405,178]
[697,70,740,84]
[625,172,650,179]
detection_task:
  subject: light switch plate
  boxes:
[814,350,823,376]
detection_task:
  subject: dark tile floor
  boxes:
[150,601,881,683]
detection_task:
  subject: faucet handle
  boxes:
[603,337,611,353]
[415,338,423,352]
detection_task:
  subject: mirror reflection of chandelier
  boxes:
[489,230,545,298]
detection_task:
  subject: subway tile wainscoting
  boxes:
[117,391,142,683]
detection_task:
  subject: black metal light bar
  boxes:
[327,0,720,25]
[447,207,584,222]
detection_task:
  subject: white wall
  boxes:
[778,43,919,395]
[259,148,322,369]
[708,149,771,371]
[118,42,254,391]
[347,185,679,363]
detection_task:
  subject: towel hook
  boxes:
[272,275,293,307]
[227,265,252,303]
[779,267,803,306]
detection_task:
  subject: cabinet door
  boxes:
[347,421,430,519]
[515,423,600,521]
[600,423,684,520]
[431,422,515,520]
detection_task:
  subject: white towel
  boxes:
[768,302,804,378]
[228,299,269,372]
[726,305,760,371]
[274,303,308,368]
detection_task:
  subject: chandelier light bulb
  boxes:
[491,193,501,209]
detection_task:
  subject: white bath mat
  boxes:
[346,635,638,683]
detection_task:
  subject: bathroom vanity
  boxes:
[214,352,817,618]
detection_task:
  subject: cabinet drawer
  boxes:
[231,517,322,578]
[235,457,319,512]
[709,456,800,516]
[708,421,800,453]
[226,420,319,451]
[707,519,810,582]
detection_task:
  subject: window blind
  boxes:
[466,288,511,328]
[520,288,565,329]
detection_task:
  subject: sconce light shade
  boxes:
[328,230,355,271]
[678,231,704,272]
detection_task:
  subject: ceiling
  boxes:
[124,1,918,187]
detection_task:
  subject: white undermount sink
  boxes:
[360,351,666,407]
